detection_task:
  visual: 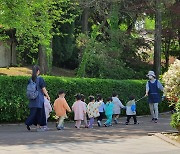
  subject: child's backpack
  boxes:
[26,79,39,100]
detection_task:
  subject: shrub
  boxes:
[163,59,180,131]
[0,76,169,122]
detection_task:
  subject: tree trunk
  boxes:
[154,0,162,79]
[82,7,89,34]
[38,44,48,74]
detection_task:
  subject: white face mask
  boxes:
[148,75,154,80]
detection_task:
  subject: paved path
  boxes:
[0,113,179,153]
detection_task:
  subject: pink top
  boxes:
[72,100,86,120]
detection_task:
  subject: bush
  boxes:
[163,59,180,131]
[0,76,169,122]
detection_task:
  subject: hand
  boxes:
[145,93,148,97]
[47,95,50,101]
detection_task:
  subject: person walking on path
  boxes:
[43,95,52,130]
[145,71,164,123]
[104,97,114,127]
[87,96,103,128]
[25,65,50,131]
[54,90,71,130]
[72,94,86,129]
[96,94,105,127]
[112,92,125,124]
[125,96,138,125]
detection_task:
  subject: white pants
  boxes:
[58,116,66,127]
[149,103,159,119]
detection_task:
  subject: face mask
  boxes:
[148,75,154,80]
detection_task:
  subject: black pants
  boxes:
[126,115,137,123]
[97,112,104,121]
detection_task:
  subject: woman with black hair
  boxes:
[25,65,50,131]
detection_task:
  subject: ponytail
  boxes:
[32,65,40,82]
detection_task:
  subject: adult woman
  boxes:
[25,65,50,131]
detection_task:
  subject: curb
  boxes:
[154,133,180,148]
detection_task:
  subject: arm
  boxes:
[145,81,149,96]
[42,87,50,101]
[64,100,71,112]
[157,80,164,92]
[118,99,125,108]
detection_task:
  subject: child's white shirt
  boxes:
[44,96,52,118]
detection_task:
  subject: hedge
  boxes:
[0,76,169,122]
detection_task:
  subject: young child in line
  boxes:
[81,94,88,128]
[104,97,114,127]
[54,90,71,130]
[125,95,138,125]
[72,94,86,129]
[96,94,105,127]
[87,96,102,128]
[112,92,125,124]
[43,95,52,130]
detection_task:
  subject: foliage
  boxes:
[162,59,180,131]
[0,76,169,122]
[170,99,180,131]
[162,59,180,103]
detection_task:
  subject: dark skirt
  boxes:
[25,105,46,126]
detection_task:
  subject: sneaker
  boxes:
[114,119,118,124]
[85,125,88,128]
[36,128,45,132]
[125,122,129,125]
[154,119,158,123]
[26,125,31,131]
[57,126,64,130]
[97,121,101,127]
[134,122,139,125]
[151,118,155,122]
[104,123,108,127]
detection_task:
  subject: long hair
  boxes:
[32,65,40,82]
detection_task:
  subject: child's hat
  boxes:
[146,71,156,77]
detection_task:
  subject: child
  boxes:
[145,71,164,123]
[54,90,71,130]
[104,97,114,127]
[43,95,52,130]
[125,96,138,125]
[72,94,86,129]
[87,96,102,128]
[112,92,125,124]
[97,94,105,127]
[81,94,88,128]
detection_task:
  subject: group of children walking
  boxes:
[44,91,139,130]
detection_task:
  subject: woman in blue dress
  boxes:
[145,71,163,123]
[25,65,50,131]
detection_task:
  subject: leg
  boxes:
[76,120,81,128]
[154,103,159,122]
[105,115,112,126]
[114,114,119,124]
[126,115,131,125]
[57,116,65,129]
[133,115,137,124]
[25,108,38,127]
[84,113,88,127]
[89,118,94,128]
[149,103,155,120]
[97,113,103,127]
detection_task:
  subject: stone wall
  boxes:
[0,41,16,67]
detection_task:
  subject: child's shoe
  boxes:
[154,118,158,123]
[26,125,31,131]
